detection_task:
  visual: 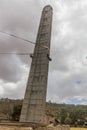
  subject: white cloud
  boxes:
[0,0,87,104]
[0,62,29,99]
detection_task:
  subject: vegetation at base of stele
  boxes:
[0,98,87,127]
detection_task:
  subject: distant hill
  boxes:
[0,98,87,126]
[0,98,22,120]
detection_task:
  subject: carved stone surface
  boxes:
[20,5,53,123]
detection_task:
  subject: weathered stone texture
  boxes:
[35,125,70,130]
[20,128,33,130]
[56,125,70,130]
[20,5,53,124]
[47,126,56,130]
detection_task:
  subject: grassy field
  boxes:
[71,128,87,130]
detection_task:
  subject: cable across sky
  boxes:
[0,52,30,56]
[0,29,50,56]
[0,30,35,45]
[0,30,36,56]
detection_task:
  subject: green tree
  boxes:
[64,117,71,125]
[60,108,68,124]
[12,105,22,121]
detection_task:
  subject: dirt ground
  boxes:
[71,128,87,130]
[1,125,87,130]
[0,126,33,130]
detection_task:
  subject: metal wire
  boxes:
[0,30,35,45]
[0,52,30,56]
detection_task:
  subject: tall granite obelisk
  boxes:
[20,5,53,124]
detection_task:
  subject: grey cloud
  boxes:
[0,0,87,104]
[0,55,23,82]
[47,66,87,103]
[0,65,29,99]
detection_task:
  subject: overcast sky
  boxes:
[0,0,87,105]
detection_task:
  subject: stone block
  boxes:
[35,127,46,130]
[47,125,56,130]
[56,125,62,130]
[20,127,33,130]
[61,125,70,130]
